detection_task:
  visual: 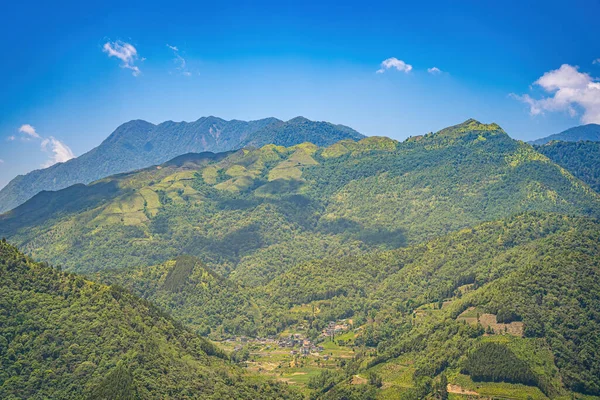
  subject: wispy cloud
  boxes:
[103,41,141,76]
[41,137,75,167]
[14,124,75,167]
[511,64,600,124]
[19,124,40,139]
[594,58,600,65]
[427,67,442,75]
[0,159,4,164]
[377,57,412,74]
[7,135,16,141]
[167,44,193,76]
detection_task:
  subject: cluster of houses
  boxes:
[278,334,324,356]
[323,320,349,338]
[226,319,352,357]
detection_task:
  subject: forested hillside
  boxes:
[259,213,600,397]
[1,119,599,279]
[96,213,600,398]
[0,240,300,399]
[0,116,363,214]
[2,119,600,399]
[535,140,600,193]
[98,255,261,338]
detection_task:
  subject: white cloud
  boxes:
[7,135,16,141]
[103,41,141,76]
[511,64,600,124]
[594,58,600,65]
[167,44,192,77]
[41,137,75,167]
[377,57,412,74]
[14,124,75,167]
[19,124,40,138]
[427,67,442,75]
[0,159,4,164]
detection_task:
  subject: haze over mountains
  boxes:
[0,116,364,214]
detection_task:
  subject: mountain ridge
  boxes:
[529,123,600,145]
[0,116,364,213]
[2,119,599,278]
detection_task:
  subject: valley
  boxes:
[3,3,600,399]
[1,119,600,399]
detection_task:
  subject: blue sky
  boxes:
[1,0,599,189]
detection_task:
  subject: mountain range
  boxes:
[2,118,600,398]
[0,116,364,214]
[3,119,599,277]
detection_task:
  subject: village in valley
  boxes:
[214,319,358,390]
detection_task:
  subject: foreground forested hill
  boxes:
[1,119,599,280]
[0,240,300,399]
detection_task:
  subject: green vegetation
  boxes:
[3,119,600,399]
[0,116,364,214]
[91,212,600,398]
[257,213,600,397]
[535,140,600,192]
[241,116,364,148]
[461,342,537,386]
[2,119,599,280]
[0,240,300,399]
[99,255,260,338]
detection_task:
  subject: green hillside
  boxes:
[535,140,600,193]
[259,213,600,398]
[95,212,600,398]
[98,255,261,339]
[0,240,300,399]
[1,119,599,281]
[3,119,600,399]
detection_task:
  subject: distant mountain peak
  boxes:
[103,119,156,144]
[241,116,365,148]
[529,123,600,145]
[435,118,505,138]
[0,115,363,213]
[288,116,311,123]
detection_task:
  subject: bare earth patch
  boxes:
[447,384,479,395]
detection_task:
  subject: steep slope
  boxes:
[264,213,600,397]
[535,140,600,192]
[241,116,364,148]
[1,119,599,280]
[0,241,299,399]
[529,123,600,145]
[0,116,365,213]
[98,255,261,339]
